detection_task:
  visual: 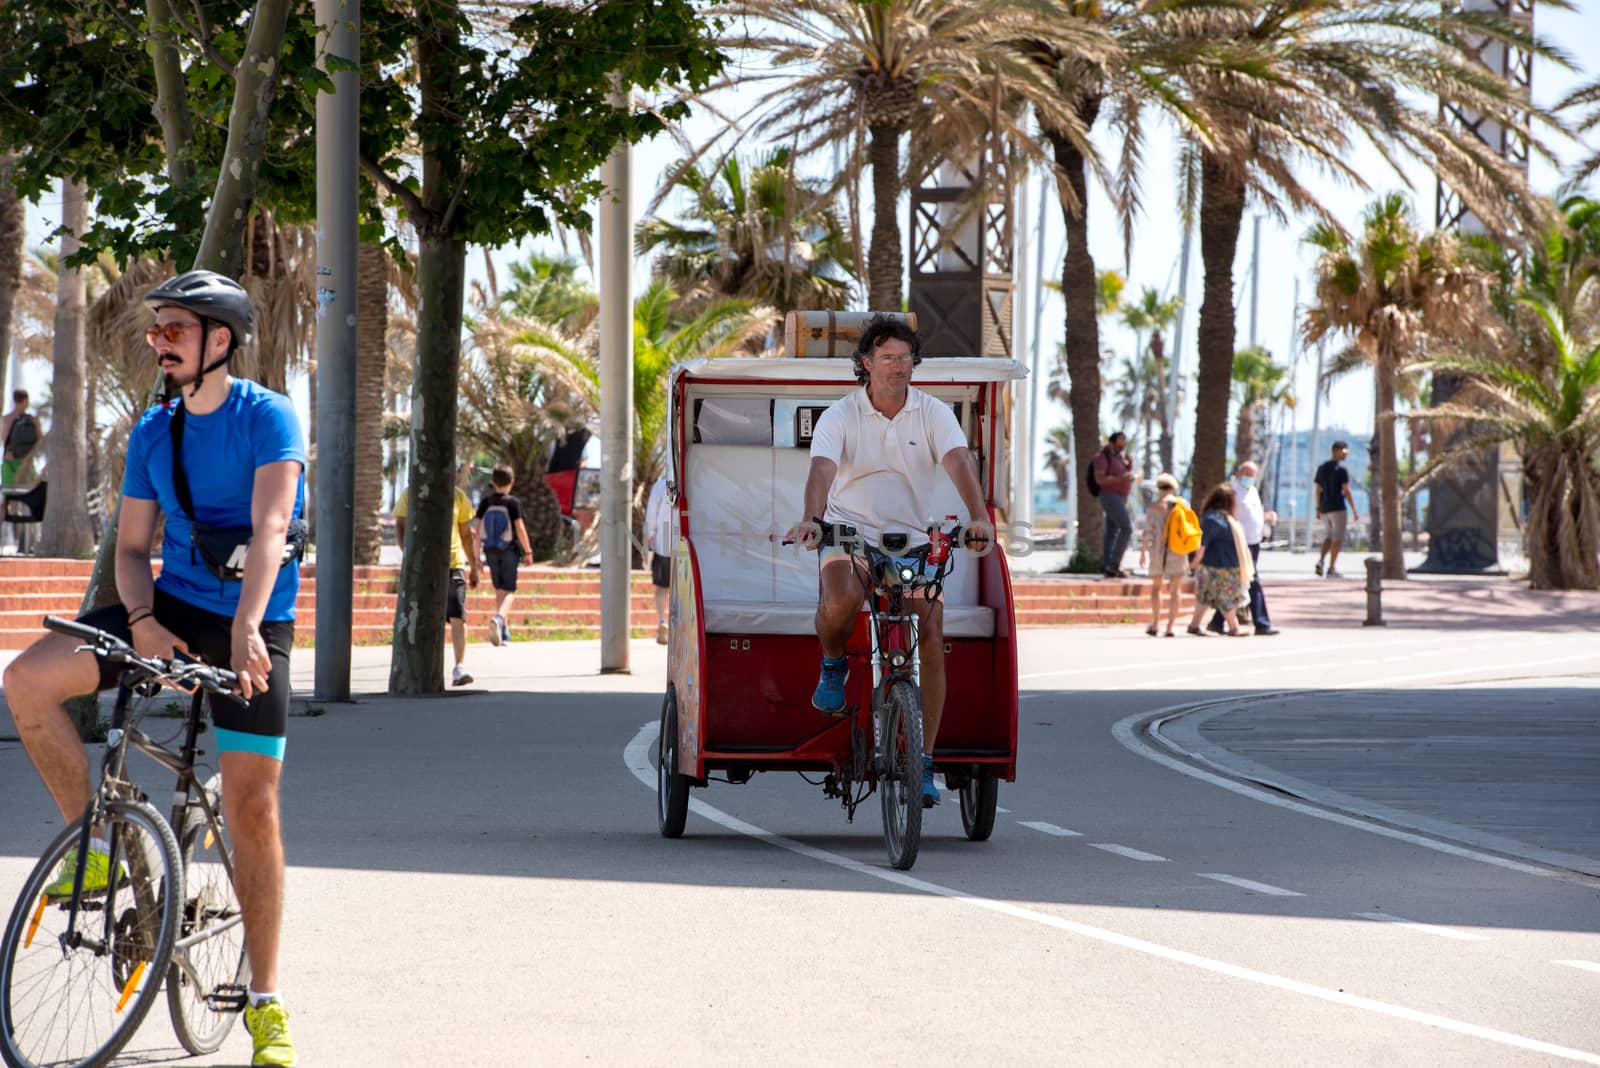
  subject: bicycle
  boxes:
[1,616,250,1068]
[810,517,975,871]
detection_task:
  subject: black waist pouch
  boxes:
[170,402,307,582]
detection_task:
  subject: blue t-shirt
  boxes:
[123,379,307,620]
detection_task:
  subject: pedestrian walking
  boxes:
[393,461,481,685]
[1208,461,1281,635]
[1138,472,1196,637]
[474,464,533,646]
[1314,440,1360,578]
[1187,483,1254,637]
[1090,431,1136,577]
[645,475,673,644]
[1,389,41,486]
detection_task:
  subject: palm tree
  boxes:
[1229,345,1291,468]
[1413,297,1600,590]
[713,0,1108,310]
[1557,75,1600,186]
[1118,286,1183,470]
[1042,423,1074,499]
[1181,0,1564,498]
[639,147,857,316]
[1302,193,1492,579]
[36,179,94,558]
[1111,352,1161,482]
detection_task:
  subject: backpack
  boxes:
[481,499,515,550]
[1085,458,1101,498]
[5,413,39,460]
[1165,497,1202,556]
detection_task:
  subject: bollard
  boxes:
[1363,557,1386,627]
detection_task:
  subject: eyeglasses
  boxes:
[869,352,914,365]
[145,321,201,346]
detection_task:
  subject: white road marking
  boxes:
[1019,820,1081,837]
[1556,960,1600,974]
[1112,701,1588,882]
[1198,873,1304,897]
[1353,912,1488,941]
[996,806,1011,814]
[622,722,1600,1065]
[1090,843,1169,862]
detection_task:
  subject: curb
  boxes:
[1111,695,1600,886]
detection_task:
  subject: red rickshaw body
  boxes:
[665,357,1022,788]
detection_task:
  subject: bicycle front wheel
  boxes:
[878,680,925,871]
[167,776,248,1055]
[0,799,183,1068]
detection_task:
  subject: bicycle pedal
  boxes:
[825,704,856,720]
[206,983,249,1013]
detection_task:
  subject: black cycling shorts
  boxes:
[484,548,520,593]
[76,588,294,761]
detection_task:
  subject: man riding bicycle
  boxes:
[787,314,995,808]
[3,269,304,1066]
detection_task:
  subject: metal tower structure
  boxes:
[1421,0,1532,573]
[907,148,1014,359]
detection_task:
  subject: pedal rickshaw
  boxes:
[655,338,1022,870]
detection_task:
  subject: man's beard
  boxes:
[161,367,195,393]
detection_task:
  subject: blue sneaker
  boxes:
[811,656,849,713]
[921,755,940,808]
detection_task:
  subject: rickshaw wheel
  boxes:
[879,680,924,871]
[959,770,999,841]
[658,686,692,838]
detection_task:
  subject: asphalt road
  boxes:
[1,624,1597,1066]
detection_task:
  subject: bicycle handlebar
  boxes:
[44,615,240,695]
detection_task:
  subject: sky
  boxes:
[16,1,1600,488]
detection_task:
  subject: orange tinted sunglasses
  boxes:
[145,321,202,346]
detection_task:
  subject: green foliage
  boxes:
[637,147,856,313]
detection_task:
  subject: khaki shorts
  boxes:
[1322,510,1348,541]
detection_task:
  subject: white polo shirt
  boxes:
[810,385,969,546]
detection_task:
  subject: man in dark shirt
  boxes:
[1313,441,1360,578]
[1091,431,1136,577]
[474,464,533,645]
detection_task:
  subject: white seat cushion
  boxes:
[704,600,994,639]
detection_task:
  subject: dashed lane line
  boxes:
[1019,820,1081,837]
[1353,912,1489,941]
[623,722,1600,1065]
[1199,873,1305,897]
[1091,843,1169,862]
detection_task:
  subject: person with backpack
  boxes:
[1137,472,1198,636]
[1,389,41,485]
[1207,461,1280,636]
[1089,431,1136,577]
[474,464,533,646]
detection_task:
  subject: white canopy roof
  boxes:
[672,357,1027,385]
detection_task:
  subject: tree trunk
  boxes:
[37,179,95,560]
[1048,119,1104,564]
[1234,401,1256,470]
[390,1,466,695]
[0,156,21,402]
[1375,349,1405,579]
[353,241,388,565]
[1151,330,1172,473]
[148,0,197,190]
[193,0,293,279]
[866,123,904,312]
[1191,152,1245,497]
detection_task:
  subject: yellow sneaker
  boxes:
[245,999,298,1066]
[42,848,111,900]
